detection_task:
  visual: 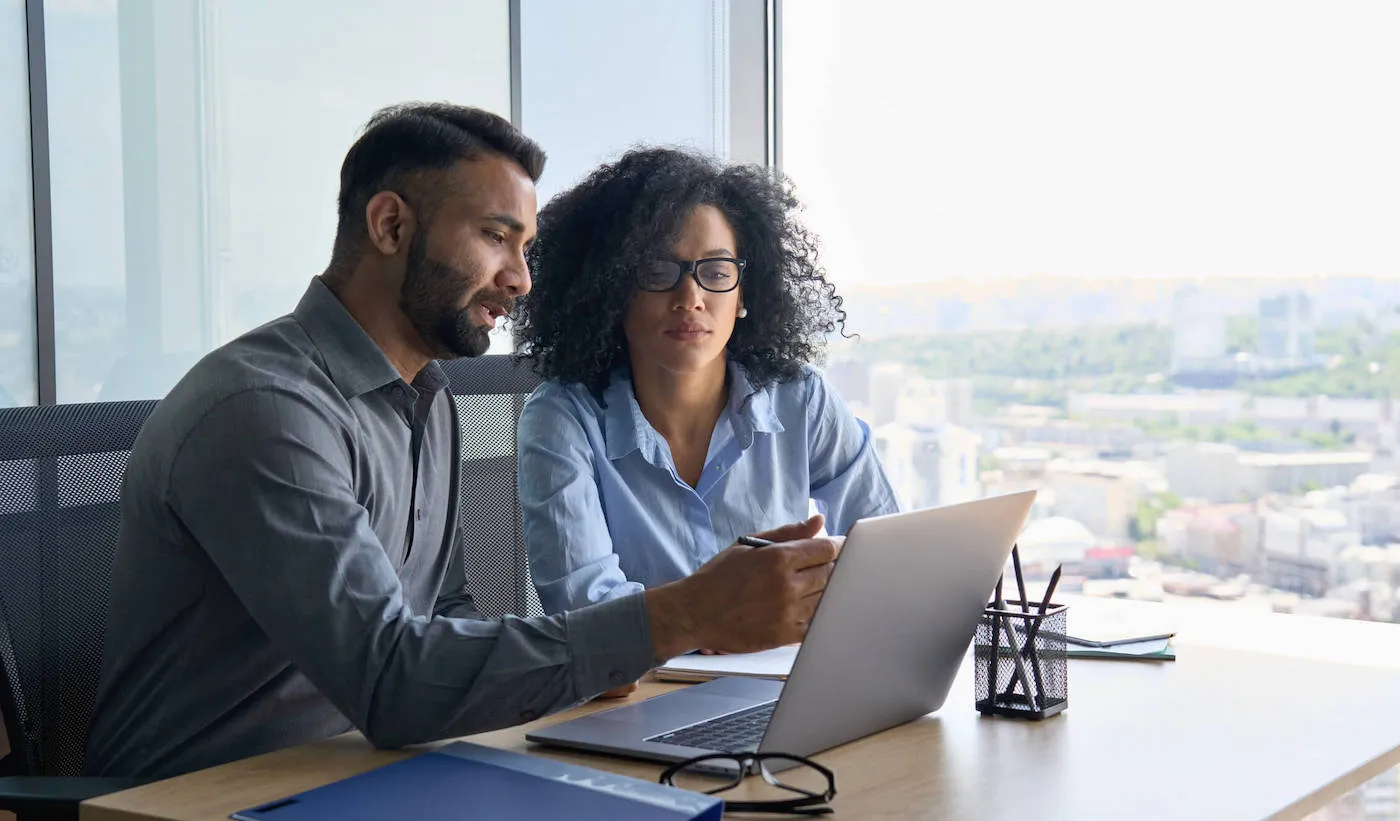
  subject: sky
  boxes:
[781,0,1400,287]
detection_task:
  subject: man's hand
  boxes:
[644,515,839,660]
[595,681,640,699]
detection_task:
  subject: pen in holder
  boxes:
[974,599,1069,720]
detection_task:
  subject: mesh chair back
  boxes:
[440,356,543,618]
[0,400,156,777]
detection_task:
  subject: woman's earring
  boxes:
[737,308,749,319]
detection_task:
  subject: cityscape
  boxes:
[826,274,1400,625]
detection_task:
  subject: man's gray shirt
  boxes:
[85,278,654,779]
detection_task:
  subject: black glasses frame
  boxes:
[659,752,836,816]
[637,257,748,293]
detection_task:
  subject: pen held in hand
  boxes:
[737,536,773,548]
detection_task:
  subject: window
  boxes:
[0,0,36,408]
[44,0,511,402]
[519,0,734,203]
[784,7,1399,809]
[783,0,1400,623]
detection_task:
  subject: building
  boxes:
[1066,391,1245,426]
[1044,458,1159,540]
[1334,545,1400,621]
[874,422,982,510]
[1166,442,1244,503]
[1258,291,1315,367]
[1017,419,1148,455]
[1344,475,1400,545]
[1256,504,1358,597]
[1155,503,1260,573]
[893,377,974,427]
[1237,451,1372,498]
[1081,545,1135,579]
[821,359,871,407]
[1165,442,1372,502]
[1170,286,1228,374]
[868,363,908,427]
[1264,552,1332,598]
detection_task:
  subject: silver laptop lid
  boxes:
[760,489,1037,757]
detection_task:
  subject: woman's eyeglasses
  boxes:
[659,752,835,816]
[637,258,747,293]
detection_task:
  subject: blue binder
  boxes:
[230,741,722,821]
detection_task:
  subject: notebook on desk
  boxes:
[654,646,799,683]
[1067,637,1176,661]
[656,632,1177,675]
[1065,602,1178,647]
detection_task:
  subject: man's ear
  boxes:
[364,191,415,257]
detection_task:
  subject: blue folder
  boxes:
[231,741,722,821]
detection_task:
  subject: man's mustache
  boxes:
[470,291,515,316]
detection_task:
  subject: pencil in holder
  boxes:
[974,601,1068,720]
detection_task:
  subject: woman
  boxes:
[514,147,898,618]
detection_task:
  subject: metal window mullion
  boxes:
[766,0,782,170]
[24,0,56,406]
[508,0,522,128]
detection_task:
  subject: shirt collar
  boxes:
[602,371,660,463]
[293,277,412,399]
[725,360,785,446]
[601,360,785,462]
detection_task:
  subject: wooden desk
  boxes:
[83,606,1400,820]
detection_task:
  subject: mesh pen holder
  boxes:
[974,601,1068,720]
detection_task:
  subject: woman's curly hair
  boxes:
[513,146,847,399]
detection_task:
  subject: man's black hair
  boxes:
[328,103,545,275]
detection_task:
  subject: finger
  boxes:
[754,514,824,543]
[773,537,840,570]
[595,683,636,699]
[790,559,837,598]
[792,592,823,625]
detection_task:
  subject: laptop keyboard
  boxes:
[647,701,777,753]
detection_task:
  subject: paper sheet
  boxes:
[655,645,800,682]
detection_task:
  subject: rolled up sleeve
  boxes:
[167,387,655,748]
[805,373,901,534]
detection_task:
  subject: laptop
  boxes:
[526,489,1037,767]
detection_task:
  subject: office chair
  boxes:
[0,401,157,820]
[441,355,545,618]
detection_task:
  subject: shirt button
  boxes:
[520,709,538,722]
[609,670,627,686]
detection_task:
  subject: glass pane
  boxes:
[0,0,37,408]
[786,8,1400,810]
[521,0,730,202]
[783,0,1400,615]
[45,0,511,402]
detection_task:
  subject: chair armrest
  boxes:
[0,775,150,820]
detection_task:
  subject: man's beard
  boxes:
[399,231,506,360]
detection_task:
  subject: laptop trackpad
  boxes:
[582,677,783,732]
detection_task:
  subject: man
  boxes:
[84,103,838,779]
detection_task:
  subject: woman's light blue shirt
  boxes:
[517,362,900,614]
